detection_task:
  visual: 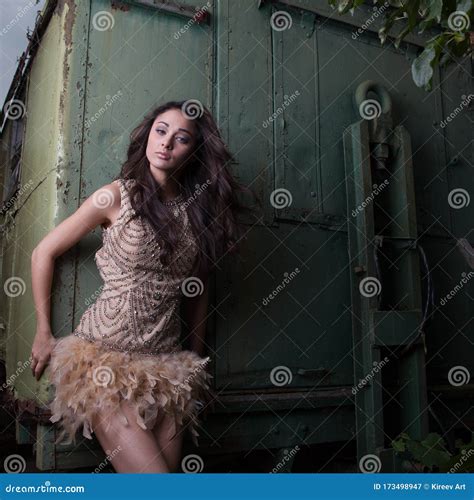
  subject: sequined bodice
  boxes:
[73,178,199,354]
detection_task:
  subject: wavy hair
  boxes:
[117,100,259,277]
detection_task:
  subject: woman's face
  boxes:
[146,108,197,176]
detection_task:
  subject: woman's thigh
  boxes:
[152,411,184,472]
[92,400,169,473]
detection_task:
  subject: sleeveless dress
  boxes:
[47,178,214,446]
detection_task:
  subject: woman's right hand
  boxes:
[30,327,56,381]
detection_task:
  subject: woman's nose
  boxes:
[162,140,172,149]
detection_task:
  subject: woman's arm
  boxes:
[30,181,120,380]
[182,273,210,357]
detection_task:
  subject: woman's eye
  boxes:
[156,129,188,144]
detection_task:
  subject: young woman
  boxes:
[30,100,256,473]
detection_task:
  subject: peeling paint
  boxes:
[111,1,131,12]
[57,0,76,120]
[56,0,76,47]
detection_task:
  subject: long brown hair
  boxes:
[117,100,259,277]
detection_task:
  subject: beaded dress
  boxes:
[47,178,214,446]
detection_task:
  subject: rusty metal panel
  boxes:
[2,1,84,408]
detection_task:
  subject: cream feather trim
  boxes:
[47,335,214,447]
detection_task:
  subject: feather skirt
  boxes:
[47,334,214,446]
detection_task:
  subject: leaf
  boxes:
[337,0,353,14]
[425,0,443,23]
[418,0,443,33]
[456,0,474,13]
[378,8,403,43]
[411,46,437,88]
[392,432,453,469]
[453,32,466,42]
[406,439,451,467]
[422,432,447,450]
[404,0,422,31]
[418,17,437,33]
[392,438,406,452]
[335,0,473,90]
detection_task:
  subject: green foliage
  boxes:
[328,0,474,90]
[392,432,474,472]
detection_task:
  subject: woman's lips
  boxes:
[156,152,171,160]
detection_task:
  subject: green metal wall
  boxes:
[2,2,76,407]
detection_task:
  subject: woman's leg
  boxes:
[92,400,169,473]
[152,411,184,472]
